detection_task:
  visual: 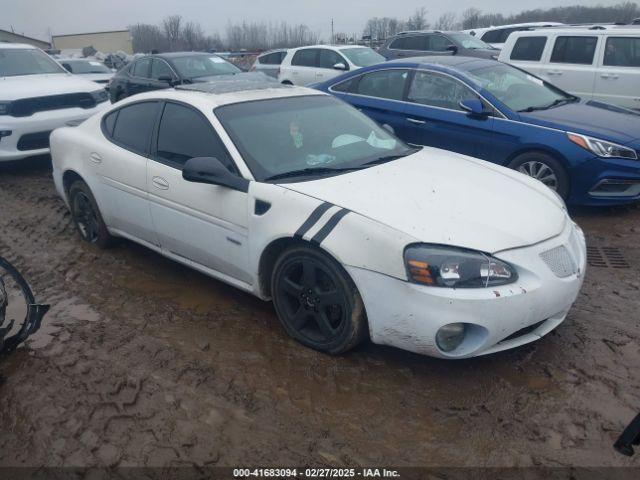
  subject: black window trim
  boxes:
[149,99,241,176]
[100,100,162,157]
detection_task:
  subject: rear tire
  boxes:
[68,180,114,249]
[271,246,367,355]
[508,152,570,200]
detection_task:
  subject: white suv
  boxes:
[498,27,640,110]
[278,45,385,86]
[0,43,109,162]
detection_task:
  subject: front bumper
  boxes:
[0,102,108,162]
[347,221,586,359]
[570,155,640,206]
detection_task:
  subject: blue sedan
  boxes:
[314,56,640,206]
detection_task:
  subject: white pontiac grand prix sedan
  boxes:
[50,78,586,359]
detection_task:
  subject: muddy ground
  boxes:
[0,157,639,470]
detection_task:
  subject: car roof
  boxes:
[123,74,325,109]
[511,26,640,35]
[387,55,490,68]
[152,51,220,59]
[290,44,368,51]
[0,43,36,50]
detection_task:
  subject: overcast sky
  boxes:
[0,0,625,41]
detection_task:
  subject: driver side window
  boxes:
[155,102,237,173]
[408,71,479,111]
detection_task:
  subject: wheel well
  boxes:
[62,170,84,200]
[281,80,293,85]
[258,237,303,298]
[506,147,568,172]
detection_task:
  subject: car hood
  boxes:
[79,73,114,82]
[0,73,102,100]
[519,100,640,146]
[463,48,498,59]
[281,148,567,254]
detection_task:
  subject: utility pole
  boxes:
[331,18,334,44]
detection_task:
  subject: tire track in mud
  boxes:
[0,161,639,468]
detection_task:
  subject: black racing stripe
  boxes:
[310,209,350,245]
[294,202,333,239]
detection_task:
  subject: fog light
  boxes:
[436,323,466,352]
[0,130,11,141]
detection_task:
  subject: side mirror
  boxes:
[446,44,459,55]
[182,157,249,192]
[381,123,395,135]
[459,98,488,118]
[333,62,348,71]
[158,74,176,85]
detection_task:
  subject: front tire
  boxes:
[508,152,570,200]
[271,246,367,355]
[68,180,114,248]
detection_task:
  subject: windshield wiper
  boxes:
[264,166,361,182]
[519,96,578,113]
[362,147,421,166]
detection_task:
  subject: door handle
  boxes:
[600,73,619,79]
[547,70,563,75]
[89,152,102,164]
[152,176,169,190]
[406,117,427,125]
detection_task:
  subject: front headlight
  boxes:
[0,101,11,115]
[90,89,108,104]
[404,244,517,288]
[567,132,638,160]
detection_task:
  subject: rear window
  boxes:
[259,52,285,65]
[604,37,640,67]
[110,102,158,155]
[291,49,318,67]
[511,36,548,61]
[551,36,597,65]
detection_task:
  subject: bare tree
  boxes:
[406,7,429,31]
[461,7,482,29]
[182,21,206,51]
[163,15,183,51]
[434,12,458,31]
[130,23,167,53]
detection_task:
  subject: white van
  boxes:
[465,22,563,49]
[499,26,640,110]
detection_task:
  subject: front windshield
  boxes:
[0,48,66,77]
[66,60,110,74]
[341,48,385,67]
[465,63,573,112]
[216,95,415,182]
[171,55,241,79]
[448,33,494,50]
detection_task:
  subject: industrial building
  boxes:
[0,29,50,49]
[52,29,132,54]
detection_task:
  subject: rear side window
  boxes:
[292,49,318,67]
[110,102,158,155]
[330,76,359,93]
[133,57,151,77]
[356,69,410,100]
[259,52,285,65]
[482,28,519,45]
[511,36,548,61]
[604,37,640,67]
[551,36,597,64]
[390,35,428,51]
[156,102,236,172]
